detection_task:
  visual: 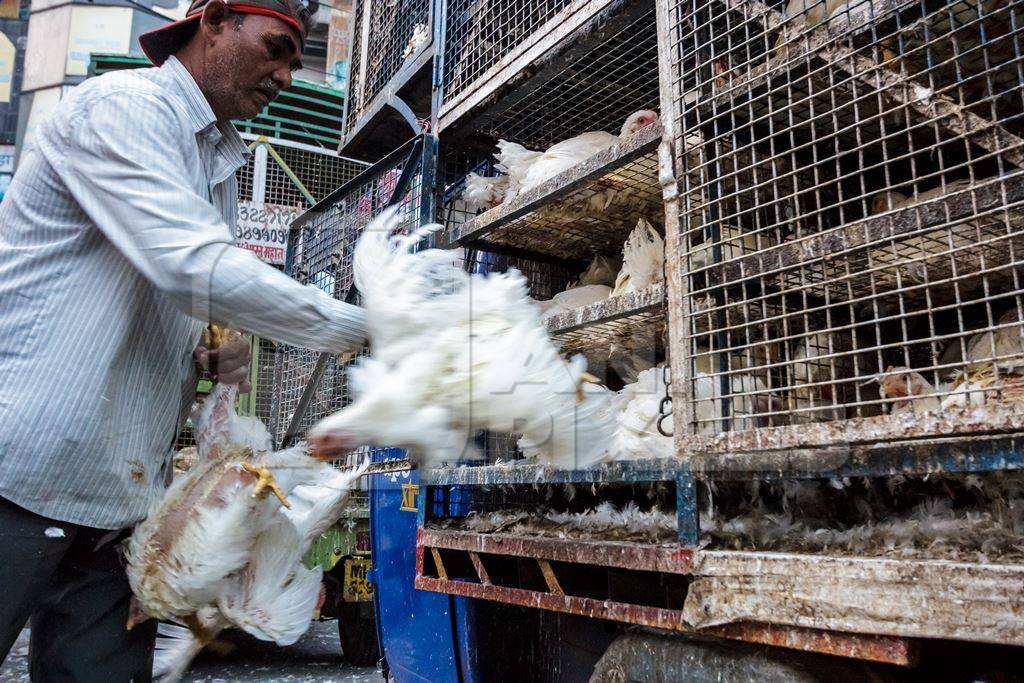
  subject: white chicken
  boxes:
[694,370,779,434]
[495,110,659,203]
[933,307,1024,410]
[611,218,664,296]
[578,254,620,288]
[492,140,542,203]
[462,172,508,212]
[402,23,430,60]
[308,208,615,469]
[877,366,944,415]
[127,347,365,681]
[874,305,1024,416]
[535,284,611,322]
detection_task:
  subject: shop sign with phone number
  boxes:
[235,201,298,266]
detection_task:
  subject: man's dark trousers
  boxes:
[0,496,156,681]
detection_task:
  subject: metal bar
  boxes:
[416,574,687,630]
[703,622,919,667]
[537,559,564,596]
[543,283,665,337]
[414,575,916,665]
[469,552,491,585]
[655,0,695,448]
[279,351,331,448]
[676,468,700,546]
[690,405,1024,458]
[293,136,423,231]
[420,529,694,574]
[335,458,414,477]
[430,547,448,581]
[423,432,1024,484]
[423,458,688,485]
[262,141,316,206]
[251,142,268,204]
[708,177,1024,287]
[444,124,662,255]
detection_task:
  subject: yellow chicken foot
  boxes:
[576,372,601,402]
[241,462,291,508]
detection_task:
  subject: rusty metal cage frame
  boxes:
[343,0,437,134]
[436,0,670,392]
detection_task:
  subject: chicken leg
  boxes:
[241,462,291,508]
[577,372,601,402]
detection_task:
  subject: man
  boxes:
[0,0,366,678]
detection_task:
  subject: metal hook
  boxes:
[657,396,674,437]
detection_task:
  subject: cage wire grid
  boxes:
[436,146,669,463]
[345,0,433,133]
[442,0,580,114]
[173,141,366,452]
[664,0,1024,451]
[269,144,427,469]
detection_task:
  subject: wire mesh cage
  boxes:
[662,0,1024,452]
[441,0,579,116]
[439,0,665,270]
[441,0,660,138]
[270,138,431,449]
[237,137,368,207]
[344,0,435,134]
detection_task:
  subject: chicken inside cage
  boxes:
[672,0,1024,447]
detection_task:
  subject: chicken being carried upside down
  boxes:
[126,328,366,682]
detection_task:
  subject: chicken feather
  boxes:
[310,207,616,468]
[127,380,365,682]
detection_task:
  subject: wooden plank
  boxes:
[684,551,1024,646]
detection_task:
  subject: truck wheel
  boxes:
[338,613,379,667]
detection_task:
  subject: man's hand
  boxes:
[194,329,252,393]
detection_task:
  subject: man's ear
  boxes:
[201,0,232,38]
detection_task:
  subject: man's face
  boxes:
[202,8,302,121]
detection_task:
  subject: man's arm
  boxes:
[49,90,366,353]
